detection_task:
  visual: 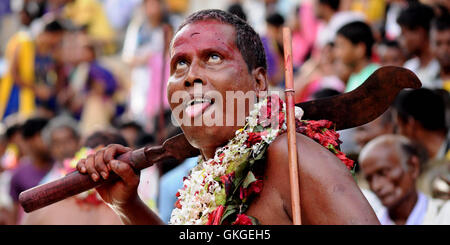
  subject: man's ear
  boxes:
[252,67,268,96]
[355,43,366,60]
[408,155,421,180]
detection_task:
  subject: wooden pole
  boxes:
[282,27,302,225]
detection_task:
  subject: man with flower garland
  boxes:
[76,9,379,225]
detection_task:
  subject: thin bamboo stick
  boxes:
[282,27,302,225]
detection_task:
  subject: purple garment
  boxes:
[9,159,51,202]
[261,36,278,81]
[86,62,118,96]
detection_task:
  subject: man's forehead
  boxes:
[171,20,237,53]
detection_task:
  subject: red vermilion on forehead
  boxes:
[171,20,238,57]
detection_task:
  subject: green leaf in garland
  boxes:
[215,187,226,206]
[253,124,264,132]
[249,216,260,225]
[226,151,250,174]
[243,171,257,188]
[220,204,239,224]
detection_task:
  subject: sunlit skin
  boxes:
[77,20,379,225]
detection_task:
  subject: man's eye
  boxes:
[208,54,222,63]
[176,60,188,70]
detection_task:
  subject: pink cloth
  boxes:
[146,52,170,119]
[292,1,320,66]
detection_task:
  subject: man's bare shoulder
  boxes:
[267,132,350,177]
[264,132,380,224]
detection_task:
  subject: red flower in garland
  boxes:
[240,179,263,201]
[232,214,254,225]
[244,131,268,147]
[206,205,225,225]
[258,95,285,129]
[308,120,333,130]
[220,172,235,196]
[335,151,355,170]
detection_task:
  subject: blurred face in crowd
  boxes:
[360,141,419,209]
[431,27,450,71]
[145,0,163,26]
[25,133,50,160]
[119,127,140,149]
[334,34,363,68]
[354,115,394,149]
[377,45,405,67]
[314,1,332,21]
[167,20,266,157]
[50,127,79,162]
[399,26,428,56]
[36,31,64,56]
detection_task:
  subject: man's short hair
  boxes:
[175,9,267,72]
[432,12,450,32]
[21,117,49,140]
[118,121,143,133]
[84,130,129,148]
[397,2,435,32]
[394,88,448,133]
[43,19,65,33]
[337,21,375,58]
[359,134,429,171]
[379,39,401,49]
[266,12,285,28]
[41,115,80,145]
[319,0,340,11]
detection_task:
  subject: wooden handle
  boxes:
[19,134,200,213]
[283,27,302,225]
[19,150,145,213]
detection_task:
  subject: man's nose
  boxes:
[184,60,205,87]
[371,175,386,193]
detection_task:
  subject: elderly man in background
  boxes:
[359,134,450,225]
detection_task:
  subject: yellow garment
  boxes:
[351,0,386,23]
[442,79,450,92]
[0,31,35,120]
[63,0,116,42]
[167,0,189,14]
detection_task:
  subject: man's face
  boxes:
[167,20,260,150]
[360,144,416,209]
[26,134,50,159]
[50,127,79,162]
[334,35,358,68]
[313,2,326,20]
[379,46,405,67]
[431,28,450,70]
[354,117,393,149]
[399,26,427,56]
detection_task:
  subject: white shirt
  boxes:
[378,192,428,225]
[316,11,366,48]
[363,189,450,225]
[404,58,441,89]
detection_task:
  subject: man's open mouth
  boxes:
[185,97,215,119]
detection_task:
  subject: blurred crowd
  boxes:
[0,0,449,225]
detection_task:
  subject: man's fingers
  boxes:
[85,154,100,182]
[109,160,140,187]
[77,159,87,173]
[104,144,133,163]
[94,150,109,179]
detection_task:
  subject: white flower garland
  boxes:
[169,96,302,225]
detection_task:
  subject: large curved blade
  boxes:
[297,66,421,130]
